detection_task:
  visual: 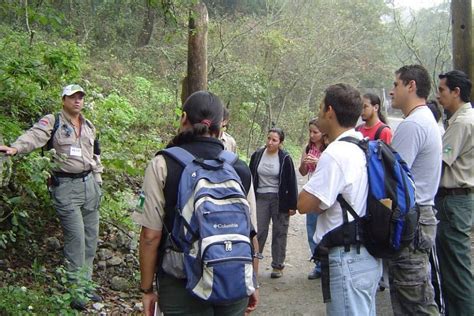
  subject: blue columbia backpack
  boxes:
[160,147,255,303]
[338,137,418,258]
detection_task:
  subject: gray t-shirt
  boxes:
[392,106,442,205]
[257,149,280,194]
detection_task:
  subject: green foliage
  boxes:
[0,29,85,123]
[0,285,70,315]
[387,2,452,87]
[0,152,55,249]
[100,189,136,230]
[0,263,96,315]
[0,0,454,309]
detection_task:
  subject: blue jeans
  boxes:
[306,212,318,255]
[326,246,382,316]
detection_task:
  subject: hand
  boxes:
[245,289,259,315]
[303,154,318,167]
[142,292,158,316]
[0,145,18,156]
[288,209,296,216]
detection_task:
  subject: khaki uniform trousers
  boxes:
[51,173,101,281]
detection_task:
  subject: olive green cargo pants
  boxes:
[158,274,249,315]
[388,205,440,316]
[435,194,474,316]
[51,173,101,281]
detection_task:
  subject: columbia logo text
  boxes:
[213,223,238,229]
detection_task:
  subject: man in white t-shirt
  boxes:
[389,64,442,315]
[298,83,382,316]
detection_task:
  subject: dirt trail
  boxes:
[254,172,393,316]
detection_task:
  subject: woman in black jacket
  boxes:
[249,128,298,278]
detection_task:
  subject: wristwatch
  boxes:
[253,252,264,260]
[139,286,154,294]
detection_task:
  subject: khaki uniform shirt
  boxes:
[221,132,237,153]
[440,102,473,188]
[11,110,103,183]
[132,155,257,231]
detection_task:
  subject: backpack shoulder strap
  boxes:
[84,118,94,130]
[159,146,196,167]
[336,194,360,220]
[336,194,362,253]
[339,136,369,153]
[45,112,61,151]
[374,124,389,140]
[218,150,238,165]
[339,136,361,147]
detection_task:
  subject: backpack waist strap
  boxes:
[314,220,362,302]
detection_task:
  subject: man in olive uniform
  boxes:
[0,84,103,310]
[435,70,474,316]
[220,107,237,153]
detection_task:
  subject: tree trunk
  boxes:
[472,13,474,102]
[246,101,261,159]
[136,0,156,48]
[299,79,317,144]
[183,1,208,103]
[451,0,472,100]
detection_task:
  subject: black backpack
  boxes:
[43,113,100,155]
[315,137,419,303]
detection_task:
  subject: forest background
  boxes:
[0,0,454,313]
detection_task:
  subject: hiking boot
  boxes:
[270,268,283,279]
[307,265,322,280]
[70,298,87,311]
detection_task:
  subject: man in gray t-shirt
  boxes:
[388,65,442,315]
[392,107,442,205]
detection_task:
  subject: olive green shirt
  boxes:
[11,110,103,183]
[440,102,473,188]
[221,131,237,153]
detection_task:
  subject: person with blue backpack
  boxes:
[249,127,298,279]
[298,83,383,315]
[133,91,260,316]
[389,64,442,315]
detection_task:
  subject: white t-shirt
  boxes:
[392,106,442,205]
[303,129,368,244]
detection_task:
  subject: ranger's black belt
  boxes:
[437,187,474,197]
[53,170,91,179]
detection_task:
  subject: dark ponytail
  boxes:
[363,93,387,124]
[169,91,224,146]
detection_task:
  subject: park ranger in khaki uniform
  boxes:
[0,84,103,309]
[219,107,237,153]
[435,70,474,316]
